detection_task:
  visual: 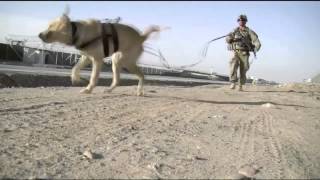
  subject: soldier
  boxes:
[226,14,261,91]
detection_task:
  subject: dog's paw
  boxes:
[137,91,144,96]
[80,88,92,94]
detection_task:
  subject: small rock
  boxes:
[150,146,159,153]
[261,103,276,108]
[82,149,93,160]
[210,115,227,119]
[100,162,106,167]
[3,125,17,132]
[147,162,160,170]
[239,106,249,110]
[147,162,164,178]
[238,165,259,178]
[194,156,208,161]
[228,173,247,179]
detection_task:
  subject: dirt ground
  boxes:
[1,83,320,179]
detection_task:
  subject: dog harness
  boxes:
[70,21,119,57]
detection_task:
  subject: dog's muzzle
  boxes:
[38,32,45,41]
[38,31,50,42]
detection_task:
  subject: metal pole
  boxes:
[42,44,44,64]
[55,52,58,65]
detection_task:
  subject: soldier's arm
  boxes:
[226,31,235,44]
[249,30,261,52]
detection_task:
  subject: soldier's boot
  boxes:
[238,84,243,91]
[230,82,236,89]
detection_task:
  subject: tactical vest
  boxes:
[228,27,253,51]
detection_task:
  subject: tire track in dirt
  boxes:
[155,103,210,178]
[0,96,50,103]
[275,113,316,178]
[0,101,66,113]
[261,110,285,178]
[237,115,261,164]
[227,106,259,162]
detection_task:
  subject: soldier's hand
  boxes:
[251,44,256,50]
[233,38,242,42]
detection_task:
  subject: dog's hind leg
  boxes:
[80,59,103,94]
[71,55,91,85]
[124,47,144,96]
[105,52,123,93]
[127,63,144,96]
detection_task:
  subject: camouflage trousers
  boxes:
[229,50,250,85]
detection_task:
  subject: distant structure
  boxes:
[1,34,276,83]
[311,73,320,83]
[1,34,179,75]
[2,35,81,66]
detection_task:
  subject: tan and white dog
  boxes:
[39,9,166,95]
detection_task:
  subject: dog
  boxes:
[39,8,167,95]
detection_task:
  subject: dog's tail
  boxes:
[141,25,170,42]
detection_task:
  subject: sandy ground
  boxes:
[0,83,320,179]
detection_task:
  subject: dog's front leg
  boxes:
[105,52,122,93]
[71,55,91,85]
[80,59,103,94]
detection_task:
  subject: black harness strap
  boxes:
[71,21,119,57]
[101,23,110,57]
[101,23,119,57]
[70,21,78,45]
[110,23,119,52]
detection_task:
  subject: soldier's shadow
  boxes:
[246,90,308,94]
[139,94,308,108]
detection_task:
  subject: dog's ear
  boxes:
[61,4,70,22]
[62,4,70,17]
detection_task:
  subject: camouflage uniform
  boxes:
[226,15,261,89]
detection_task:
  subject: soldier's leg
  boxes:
[229,52,240,89]
[238,51,250,91]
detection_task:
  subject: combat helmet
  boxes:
[237,14,248,22]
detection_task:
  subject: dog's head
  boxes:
[38,7,72,44]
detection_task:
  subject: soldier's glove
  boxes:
[232,38,242,42]
[251,44,256,51]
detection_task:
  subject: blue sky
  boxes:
[0,1,319,83]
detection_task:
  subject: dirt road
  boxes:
[1,83,320,179]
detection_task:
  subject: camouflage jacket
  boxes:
[226,26,261,52]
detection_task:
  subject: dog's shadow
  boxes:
[118,93,308,108]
